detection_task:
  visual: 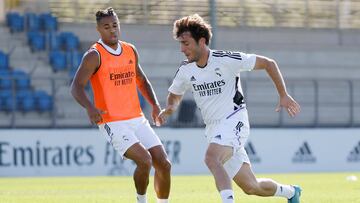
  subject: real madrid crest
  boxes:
[215,68,222,77]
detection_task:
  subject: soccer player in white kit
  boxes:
[158,14,302,203]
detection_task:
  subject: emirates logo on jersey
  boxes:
[192,80,225,91]
[109,71,135,86]
[192,79,225,97]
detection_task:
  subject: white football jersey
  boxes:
[169,50,256,124]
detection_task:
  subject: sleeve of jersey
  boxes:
[229,53,257,74]
[168,69,188,95]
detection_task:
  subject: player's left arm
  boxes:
[253,55,301,117]
[132,45,161,123]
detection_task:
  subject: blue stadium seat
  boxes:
[34,90,53,112]
[22,95,35,112]
[70,51,83,70]
[58,32,72,42]
[12,70,30,90]
[40,13,58,31]
[65,35,79,51]
[0,70,12,90]
[50,50,67,71]
[59,32,79,51]
[27,31,37,45]
[25,12,40,31]
[6,12,15,27]
[68,51,83,78]
[8,13,24,33]
[69,51,84,80]
[0,90,12,111]
[16,90,35,112]
[29,32,46,51]
[3,93,16,111]
[44,16,58,31]
[0,51,9,70]
[4,98,15,111]
[39,13,51,29]
[46,31,60,50]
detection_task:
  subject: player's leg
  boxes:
[124,143,153,196]
[135,117,171,202]
[232,163,299,201]
[99,121,152,203]
[233,162,277,196]
[204,111,250,202]
[205,143,234,202]
[148,146,171,200]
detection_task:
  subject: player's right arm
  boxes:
[157,92,183,125]
[253,55,300,117]
[70,50,105,124]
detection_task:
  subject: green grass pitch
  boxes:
[0,173,359,203]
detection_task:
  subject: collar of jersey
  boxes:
[98,39,122,55]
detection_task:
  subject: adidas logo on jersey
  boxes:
[347,141,360,162]
[245,141,261,163]
[214,134,222,140]
[190,76,196,81]
[292,141,316,163]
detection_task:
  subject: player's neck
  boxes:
[196,48,210,68]
[101,39,119,51]
[107,43,119,50]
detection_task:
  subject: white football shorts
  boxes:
[98,116,162,158]
[205,107,251,178]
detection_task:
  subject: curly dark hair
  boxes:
[95,7,117,23]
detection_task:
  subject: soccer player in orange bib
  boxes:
[71,7,171,203]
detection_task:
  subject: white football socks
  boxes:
[220,189,235,203]
[274,184,295,199]
[137,194,147,203]
[157,199,169,203]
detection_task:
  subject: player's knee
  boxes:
[151,150,172,172]
[162,159,172,173]
[136,154,152,171]
[156,158,172,172]
[204,154,220,169]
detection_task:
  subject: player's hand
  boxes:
[157,109,168,126]
[275,94,301,117]
[151,104,162,126]
[157,107,175,126]
[86,105,106,125]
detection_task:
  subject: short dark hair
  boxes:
[95,7,117,23]
[173,14,212,45]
